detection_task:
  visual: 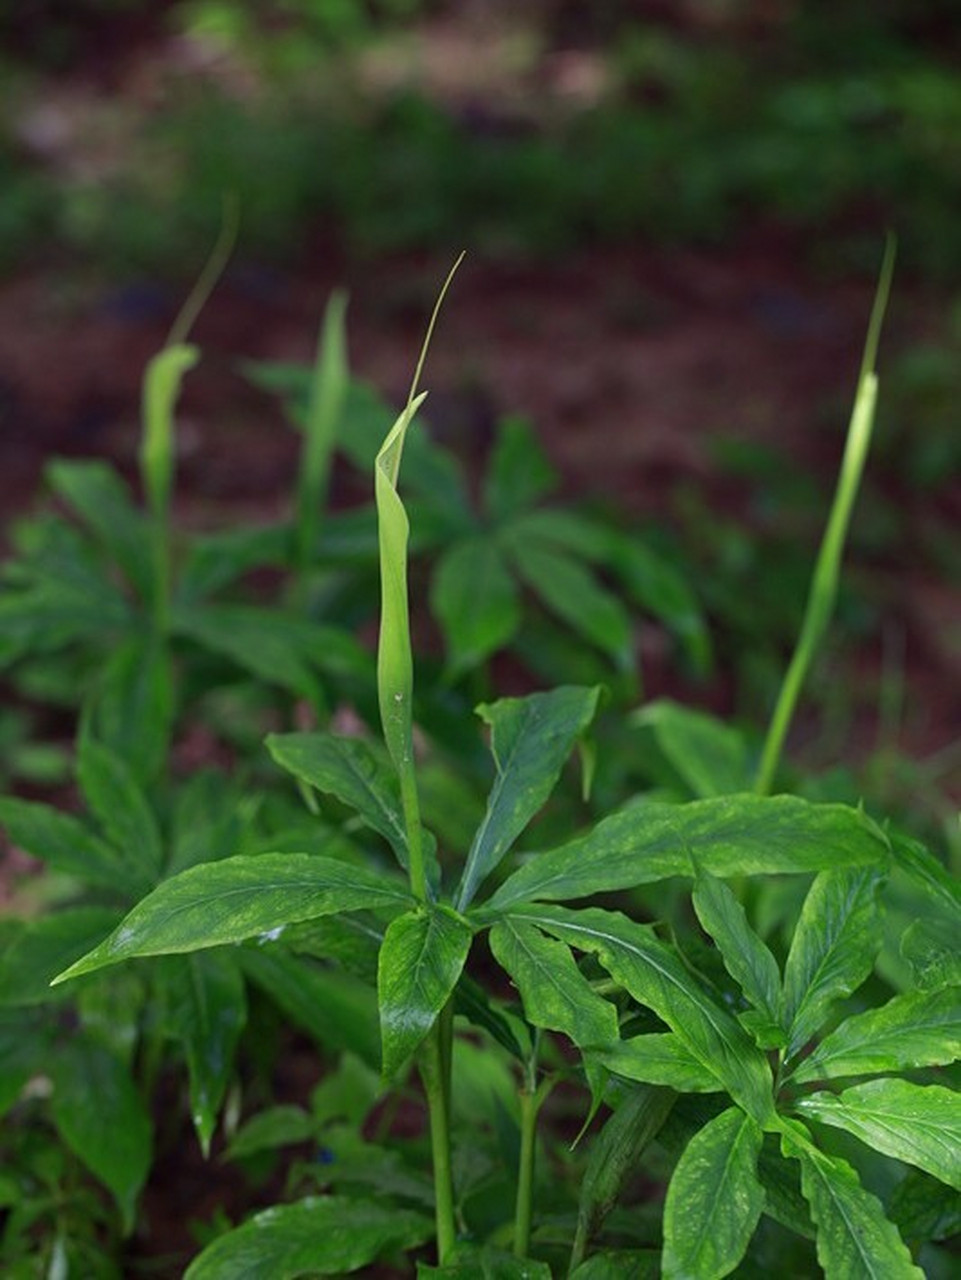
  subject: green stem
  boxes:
[420,1002,457,1264]
[755,236,894,795]
[399,756,427,901]
[514,1085,537,1258]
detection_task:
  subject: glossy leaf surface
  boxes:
[781,867,884,1058]
[456,684,601,909]
[53,853,413,983]
[378,905,473,1079]
[489,795,888,910]
[795,1079,961,1189]
[597,1034,720,1092]
[788,985,961,1083]
[662,1106,765,1280]
[184,1196,432,1279]
[693,870,780,1022]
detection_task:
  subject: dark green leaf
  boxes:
[0,1010,49,1119]
[241,946,381,1068]
[781,1120,923,1278]
[226,1105,316,1160]
[0,908,123,1006]
[267,732,408,866]
[489,795,888,911]
[597,1034,720,1092]
[454,973,530,1061]
[788,986,961,1084]
[484,416,557,522]
[160,952,247,1156]
[636,701,750,797]
[795,1080,961,1190]
[89,635,174,786]
[573,1085,675,1261]
[507,905,775,1125]
[0,798,127,892]
[46,459,152,600]
[53,853,413,983]
[51,1038,152,1233]
[662,1106,765,1280]
[570,1252,660,1279]
[781,867,884,1059]
[693,871,781,1022]
[183,1196,433,1279]
[888,1170,961,1245]
[178,522,289,601]
[167,769,247,876]
[456,685,601,910]
[489,918,619,1053]
[378,905,473,1079]
[430,537,521,676]
[76,734,164,892]
[899,917,961,991]
[891,832,960,919]
[420,1243,553,1277]
[510,541,632,666]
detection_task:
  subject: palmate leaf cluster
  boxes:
[0,280,959,1278]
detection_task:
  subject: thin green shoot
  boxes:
[755,236,895,795]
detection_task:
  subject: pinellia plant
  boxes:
[46,250,960,1276]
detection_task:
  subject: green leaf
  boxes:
[419,1243,552,1277]
[635,700,750,797]
[662,1106,765,1280]
[489,795,888,911]
[430,537,521,676]
[795,1080,961,1190]
[52,853,413,984]
[378,905,473,1079]
[597,1034,720,1092]
[241,947,380,1068]
[781,1121,923,1279]
[570,1252,660,1279]
[178,521,288,600]
[160,952,247,1156]
[76,734,164,892]
[296,290,348,573]
[90,635,174,786]
[891,832,961,919]
[510,541,633,666]
[456,685,601,910]
[183,1196,433,1279]
[225,1105,316,1160]
[899,916,961,990]
[489,917,619,1052]
[788,986,961,1084]
[693,870,781,1023]
[51,1038,152,1233]
[0,1010,49,1119]
[0,798,128,892]
[46,459,152,601]
[507,905,775,1125]
[483,416,557,522]
[573,1085,675,1263]
[268,732,408,865]
[781,867,884,1059]
[888,1170,961,1246]
[0,908,123,1006]
[375,391,429,775]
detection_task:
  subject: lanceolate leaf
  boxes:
[52,854,413,984]
[0,798,124,892]
[795,1080,961,1190]
[781,867,884,1059]
[431,537,521,676]
[0,908,124,1006]
[662,1106,765,1280]
[160,952,247,1156]
[46,459,152,601]
[51,1037,152,1234]
[488,795,888,911]
[267,732,408,864]
[889,1170,961,1246]
[781,1121,923,1279]
[597,1034,720,1092]
[378,905,473,1080]
[788,986,961,1084]
[693,870,781,1022]
[419,1242,553,1277]
[636,700,750,798]
[456,685,601,910]
[184,1196,433,1280]
[76,734,164,892]
[489,918,619,1053]
[507,905,775,1125]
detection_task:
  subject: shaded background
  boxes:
[1,0,958,832]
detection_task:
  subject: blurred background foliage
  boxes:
[0,0,960,277]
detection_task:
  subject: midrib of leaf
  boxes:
[810,1155,889,1280]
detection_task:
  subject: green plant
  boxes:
[44,260,960,1277]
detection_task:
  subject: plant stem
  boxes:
[399,755,427,901]
[420,1002,457,1263]
[755,236,894,795]
[514,1084,537,1258]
